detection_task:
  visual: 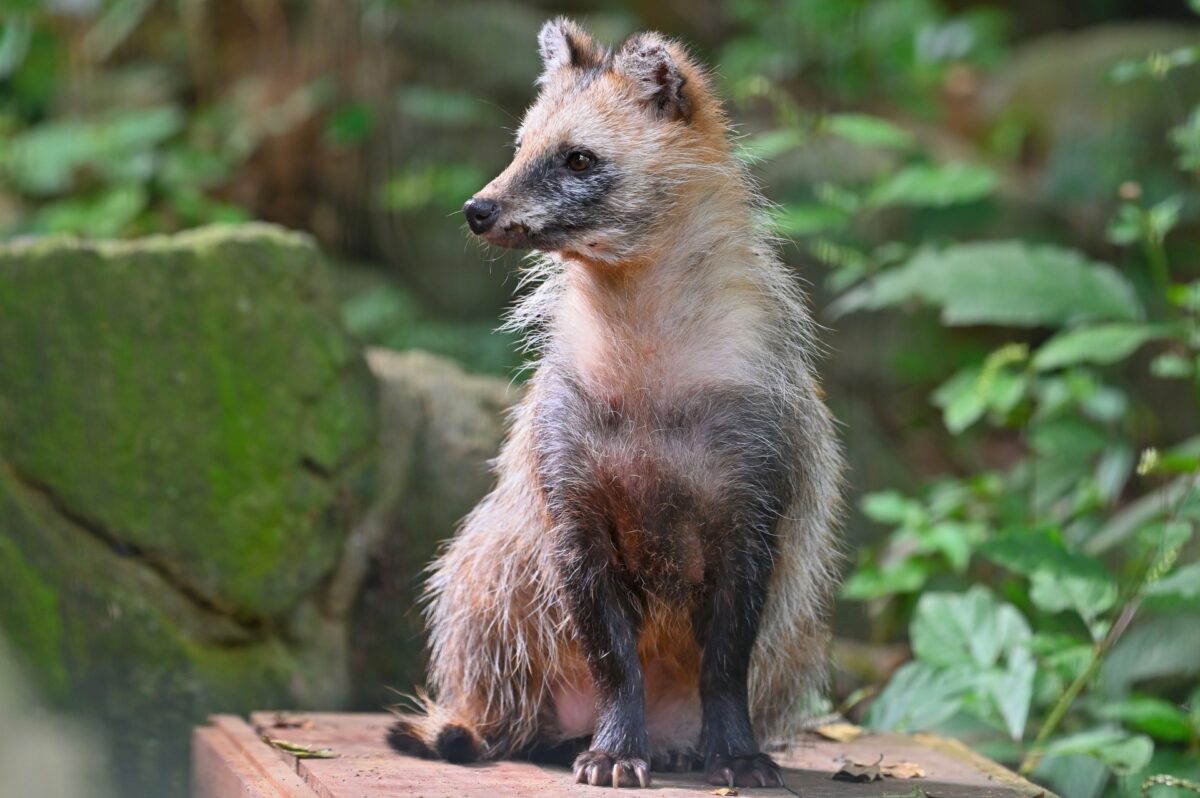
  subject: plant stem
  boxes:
[1019,476,1198,776]
[1143,236,1173,307]
[1017,603,1134,776]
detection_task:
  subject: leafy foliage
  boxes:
[731,9,1200,797]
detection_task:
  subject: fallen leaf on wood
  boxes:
[814,722,864,742]
[833,755,884,782]
[261,736,337,759]
[711,789,738,796]
[881,761,926,779]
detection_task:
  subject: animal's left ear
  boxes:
[614,33,690,121]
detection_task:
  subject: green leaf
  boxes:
[1031,755,1109,798]
[1144,561,1200,610]
[910,586,1030,669]
[981,655,1036,740]
[832,242,1143,327]
[841,559,931,600]
[1044,728,1154,775]
[864,661,971,732]
[861,491,924,525]
[29,184,148,237]
[982,527,1079,574]
[736,128,807,162]
[1094,696,1194,743]
[1029,570,1118,624]
[773,203,850,237]
[981,527,1117,623]
[824,113,915,150]
[1103,614,1200,694]
[869,162,999,208]
[1033,324,1169,371]
[1150,352,1195,379]
[0,15,32,80]
[1,106,183,195]
[933,367,987,433]
[916,521,983,572]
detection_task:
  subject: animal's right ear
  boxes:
[537,17,603,83]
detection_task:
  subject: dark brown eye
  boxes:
[566,151,593,172]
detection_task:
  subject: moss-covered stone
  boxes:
[0,224,376,797]
[0,224,375,618]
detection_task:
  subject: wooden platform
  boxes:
[193,712,1050,798]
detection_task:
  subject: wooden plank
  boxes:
[192,715,319,798]
[206,712,1054,798]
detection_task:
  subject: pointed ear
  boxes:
[537,17,603,83]
[614,33,690,121]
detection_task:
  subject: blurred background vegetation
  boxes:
[2,0,1200,797]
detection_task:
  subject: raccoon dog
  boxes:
[387,17,843,789]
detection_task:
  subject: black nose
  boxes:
[463,197,500,234]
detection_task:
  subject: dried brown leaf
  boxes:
[881,761,926,779]
[833,755,884,783]
[814,722,864,742]
[711,789,739,796]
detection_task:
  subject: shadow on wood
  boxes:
[193,713,1052,798]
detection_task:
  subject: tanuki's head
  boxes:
[462,18,730,263]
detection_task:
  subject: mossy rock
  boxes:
[0,224,375,796]
[0,224,375,619]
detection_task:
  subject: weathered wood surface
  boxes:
[193,712,1050,798]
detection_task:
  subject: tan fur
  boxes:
[391,19,843,761]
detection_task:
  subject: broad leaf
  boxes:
[841,559,931,600]
[736,129,806,162]
[864,661,970,732]
[832,242,1143,327]
[915,521,983,572]
[1044,728,1154,775]
[1144,560,1200,610]
[869,163,998,207]
[1094,696,1194,743]
[981,654,1036,740]
[932,367,987,433]
[773,203,850,237]
[1102,613,1200,694]
[910,586,1031,669]
[1033,324,1169,370]
[981,527,1117,624]
[860,491,924,525]
[825,113,915,150]
[1029,569,1118,624]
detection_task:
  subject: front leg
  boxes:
[695,524,784,788]
[556,528,650,788]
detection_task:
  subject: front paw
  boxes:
[705,752,783,788]
[572,749,650,788]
